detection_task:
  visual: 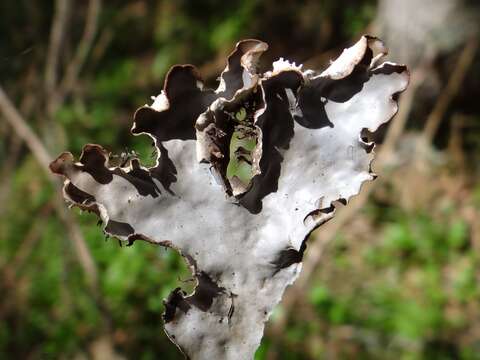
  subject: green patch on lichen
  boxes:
[226,129,257,186]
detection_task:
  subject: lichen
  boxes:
[50,36,409,359]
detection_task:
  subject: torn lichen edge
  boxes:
[128,40,270,196]
[49,41,274,355]
[50,33,409,291]
[50,35,406,237]
[299,36,409,228]
[267,39,409,267]
[194,68,305,199]
[50,35,409,358]
[49,148,219,359]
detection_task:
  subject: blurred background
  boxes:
[1,0,479,359]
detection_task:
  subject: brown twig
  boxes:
[0,87,53,173]
[448,113,468,171]
[0,87,117,346]
[45,0,72,104]
[51,0,102,113]
[0,84,99,290]
[90,1,146,70]
[0,69,37,217]
[422,39,478,145]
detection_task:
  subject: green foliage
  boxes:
[300,208,479,359]
[253,205,479,359]
[343,2,376,37]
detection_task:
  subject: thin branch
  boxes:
[0,70,37,217]
[52,0,102,113]
[90,1,146,70]
[45,0,72,102]
[422,39,478,145]
[89,27,114,69]
[0,87,53,173]
[0,84,99,290]
[0,87,114,344]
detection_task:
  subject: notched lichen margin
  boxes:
[50,36,409,360]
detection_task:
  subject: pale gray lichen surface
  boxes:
[50,36,409,359]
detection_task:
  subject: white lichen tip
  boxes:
[149,91,169,111]
[263,58,304,77]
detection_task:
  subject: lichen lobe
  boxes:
[50,36,409,360]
